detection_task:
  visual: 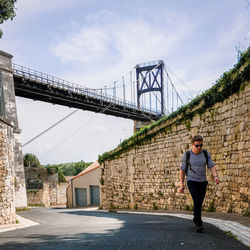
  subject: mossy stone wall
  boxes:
[100,51,250,214]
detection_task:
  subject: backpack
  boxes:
[185,149,208,175]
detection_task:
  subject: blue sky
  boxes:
[1,0,249,164]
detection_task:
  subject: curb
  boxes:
[0,215,39,233]
[116,211,250,247]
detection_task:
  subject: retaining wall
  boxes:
[100,63,249,214]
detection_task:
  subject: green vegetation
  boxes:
[206,200,216,212]
[227,206,233,213]
[0,0,17,38]
[16,207,30,212]
[45,160,92,176]
[23,153,41,168]
[158,191,163,197]
[243,209,250,218]
[224,231,238,241]
[184,204,194,211]
[153,202,158,210]
[109,204,117,211]
[100,176,104,185]
[44,166,65,183]
[28,203,45,207]
[98,47,250,164]
[24,153,92,183]
[26,189,40,193]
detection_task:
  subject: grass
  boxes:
[16,207,30,212]
[28,203,45,207]
[223,231,238,241]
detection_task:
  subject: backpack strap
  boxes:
[203,149,209,166]
[185,150,191,174]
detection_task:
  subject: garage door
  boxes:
[75,188,87,207]
[90,185,100,206]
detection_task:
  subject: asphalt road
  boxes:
[0,207,247,250]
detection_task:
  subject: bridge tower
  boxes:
[134,60,164,132]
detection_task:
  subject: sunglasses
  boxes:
[194,144,203,148]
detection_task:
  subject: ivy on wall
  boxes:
[98,47,250,164]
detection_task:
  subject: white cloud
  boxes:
[50,9,194,64]
[49,9,195,90]
[51,26,111,63]
[217,13,250,50]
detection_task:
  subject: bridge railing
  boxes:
[13,63,161,116]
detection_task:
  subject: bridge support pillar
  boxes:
[0,50,27,213]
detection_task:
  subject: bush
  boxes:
[23,153,40,168]
[243,209,250,217]
[100,176,104,185]
[207,201,216,212]
[153,203,158,210]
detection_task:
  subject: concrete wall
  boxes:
[100,84,250,214]
[0,50,27,208]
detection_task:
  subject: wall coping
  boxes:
[0,50,13,59]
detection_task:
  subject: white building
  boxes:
[66,161,100,208]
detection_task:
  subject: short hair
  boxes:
[191,135,203,143]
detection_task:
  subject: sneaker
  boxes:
[196,226,204,233]
[193,217,204,233]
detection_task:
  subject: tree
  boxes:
[23,153,41,168]
[45,160,93,176]
[0,0,17,38]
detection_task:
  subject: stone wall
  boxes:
[100,84,250,214]
[0,117,16,224]
[26,182,68,207]
[25,167,68,206]
[0,50,27,208]
[50,183,68,205]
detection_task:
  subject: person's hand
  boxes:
[214,176,219,185]
[178,184,184,193]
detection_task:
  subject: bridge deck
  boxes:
[13,64,161,122]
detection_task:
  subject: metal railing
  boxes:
[12,63,161,116]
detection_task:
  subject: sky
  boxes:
[1,0,249,165]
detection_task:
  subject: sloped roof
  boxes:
[74,161,100,180]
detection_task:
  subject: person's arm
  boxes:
[210,166,219,184]
[178,169,186,193]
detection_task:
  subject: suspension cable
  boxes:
[39,102,115,158]
[22,110,78,147]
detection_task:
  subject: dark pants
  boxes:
[187,180,208,223]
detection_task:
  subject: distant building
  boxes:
[66,161,100,208]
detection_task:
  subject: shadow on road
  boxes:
[0,208,248,250]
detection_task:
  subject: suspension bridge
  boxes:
[12,60,186,122]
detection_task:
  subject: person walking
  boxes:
[178,135,219,232]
